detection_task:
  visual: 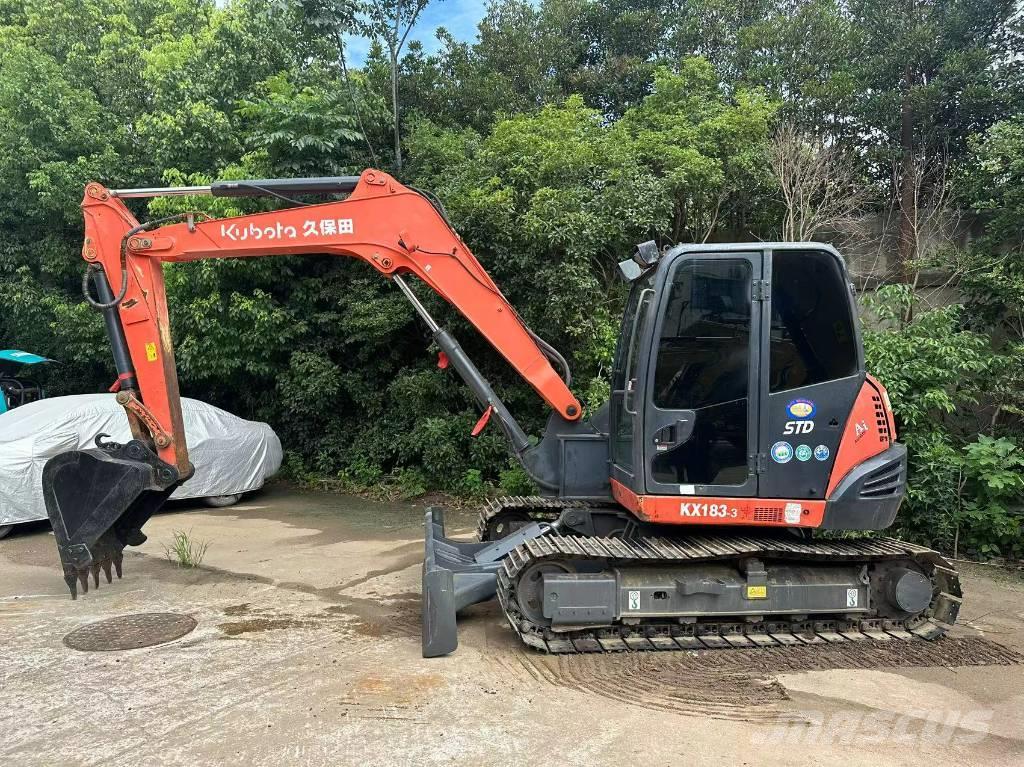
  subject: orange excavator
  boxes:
[43,170,961,657]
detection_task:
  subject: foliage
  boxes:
[863,286,991,431]
[236,73,366,174]
[959,436,1024,558]
[863,285,1023,557]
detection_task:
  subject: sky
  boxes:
[344,0,489,66]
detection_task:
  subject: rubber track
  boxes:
[496,532,962,654]
[475,496,581,541]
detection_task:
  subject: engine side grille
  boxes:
[753,507,784,523]
[871,393,892,445]
[860,461,903,498]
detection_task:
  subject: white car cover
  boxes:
[0,394,282,526]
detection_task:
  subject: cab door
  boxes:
[609,273,655,490]
[642,252,763,497]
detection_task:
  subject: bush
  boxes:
[958,436,1024,559]
[863,285,1024,558]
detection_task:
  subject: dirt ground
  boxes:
[1,483,1022,767]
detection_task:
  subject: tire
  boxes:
[0,525,13,540]
[203,494,243,508]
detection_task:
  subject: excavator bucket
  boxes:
[42,436,183,598]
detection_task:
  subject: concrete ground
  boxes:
[1,483,1022,767]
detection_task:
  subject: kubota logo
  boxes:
[220,218,353,242]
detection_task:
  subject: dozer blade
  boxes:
[42,436,184,598]
[420,508,551,658]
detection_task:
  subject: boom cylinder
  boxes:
[432,328,531,455]
[393,275,531,455]
[91,268,138,392]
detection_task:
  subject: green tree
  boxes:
[613,61,778,242]
[956,116,1024,433]
[358,0,437,171]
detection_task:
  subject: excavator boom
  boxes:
[82,169,580,469]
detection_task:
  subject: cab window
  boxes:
[650,258,752,486]
[769,250,858,392]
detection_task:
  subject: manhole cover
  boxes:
[63,613,197,652]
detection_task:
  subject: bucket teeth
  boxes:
[42,439,182,600]
[61,555,123,599]
[64,570,78,600]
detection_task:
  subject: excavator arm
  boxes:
[44,169,584,600]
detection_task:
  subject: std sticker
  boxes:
[784,419,814,435]
[628,590,641,611]
[746,585,767,600]
[786,398,816,419]
[795,444,812,462]
[846,588,859,608]
[145,342,158,362]
[771,441,793,464]
[814,444,830,461]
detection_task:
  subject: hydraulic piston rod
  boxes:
[110,176,362,199]
[393,275,531,455]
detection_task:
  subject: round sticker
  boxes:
[795,444,812,462]
[771,441,794,464]
[786,399,816,419]
[814,444,830,461]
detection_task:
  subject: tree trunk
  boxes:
[391,47,402,173]
[896,62,915,284]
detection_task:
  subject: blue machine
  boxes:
[0,350,53,414]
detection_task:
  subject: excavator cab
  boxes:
[605,243,906,530]
[425,243,924,656]
[615,245,858,492]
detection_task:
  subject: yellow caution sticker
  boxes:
[145,342,158,362]
[746,585,767,600]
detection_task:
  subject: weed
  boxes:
[164,529,210,568]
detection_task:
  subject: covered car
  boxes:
[0,393,282,535]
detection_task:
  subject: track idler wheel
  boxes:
[42,436,186,598]
[885,567,933,615]
[515,561,574,626]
